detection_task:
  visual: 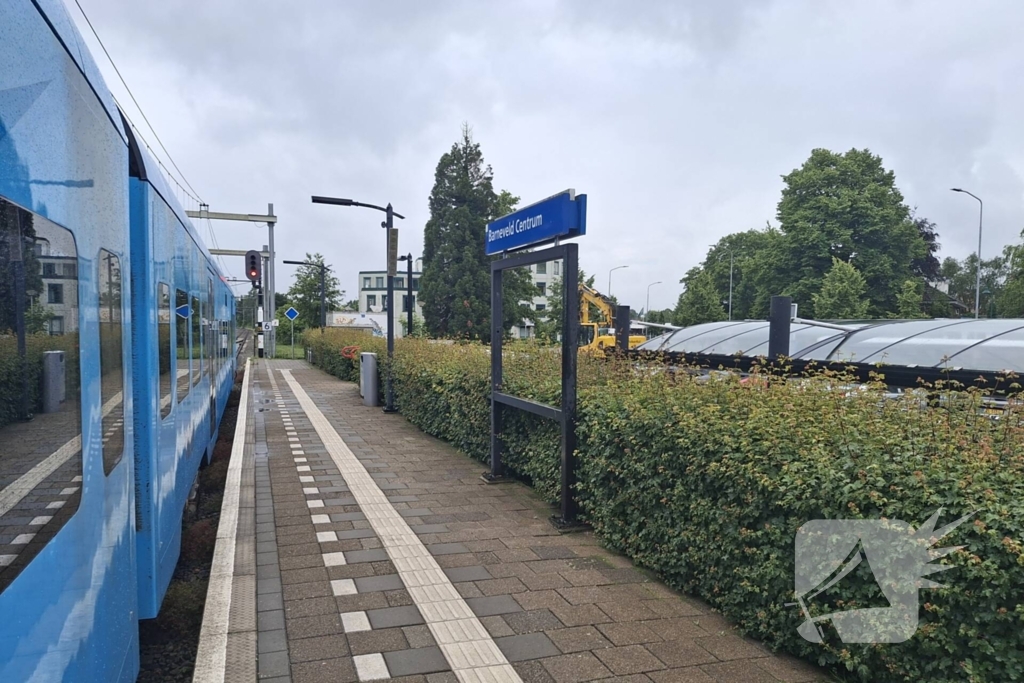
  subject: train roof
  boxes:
[121,113,225,280]
[34,0,126,145]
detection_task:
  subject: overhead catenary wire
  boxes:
[71,0,203,202]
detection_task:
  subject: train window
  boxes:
[158,283,171,419]
[175,289,190,402]
[207,277,214,373]
[191,294,201,386]
[0,198,84,593]
[98,249,125,475]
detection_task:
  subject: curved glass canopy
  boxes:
[636,319,1024,373]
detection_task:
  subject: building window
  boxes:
[376,276,384,288]
[43,262,56,276]
[536,303,546,311]
[367,294,377,307]
[553,261,560,276]
[47,283,63,304]
[395,277,404,289]
[363,276,371,288]
[412,278,419,290]
[536,282,546,296]
[64,263,77,277]
[403,295,414,312]
[382,295,388,311]
[99,249,125,475]
[49,316,64,335]
[536,262,546,275]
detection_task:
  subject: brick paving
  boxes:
[237,359,829,682]
[0,396,85,590]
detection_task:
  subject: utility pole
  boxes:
[187,204,278,352]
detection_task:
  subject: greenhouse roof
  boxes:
[635,318,1024,373]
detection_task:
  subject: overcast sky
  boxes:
[70,0,1024,313]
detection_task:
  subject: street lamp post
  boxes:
[608,265,628,296]
[714,248,736,321]
[645,281,661,321]
[312,195,405,412]
[951,188,983,319]
[398,254,415,337]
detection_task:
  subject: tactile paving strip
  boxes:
[279,369,522,683]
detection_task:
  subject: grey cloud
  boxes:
[71,0,1024,312]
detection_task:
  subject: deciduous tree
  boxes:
[812,257,869,319]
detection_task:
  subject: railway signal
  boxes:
[245,250,261,283]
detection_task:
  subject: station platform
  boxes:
[194,358,827,683]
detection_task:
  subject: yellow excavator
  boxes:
[579,282,647,353]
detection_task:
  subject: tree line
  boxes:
[661,148,1024,326]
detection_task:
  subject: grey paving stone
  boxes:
[344,549,389,563]
[466,595,523,617]
[258,629,288,654]
[495,633,561,662]
[367,605,425,629]
[383,647,450,676]
[443,566,494,583]
[288,634,349,663]
[337,528,378,540]
[259,609,286,632]
[353,574,404,593]
[503,609,564,635]
[258,577,283,595]
[258,650,291,678]
[258,592,284,612]
[426,543,469,555]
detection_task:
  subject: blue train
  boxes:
[0,1,236,680]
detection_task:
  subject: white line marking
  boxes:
[331,578,357,595]
[316,531,337,543]
[279,369,522,683]
[29,516,52,526]
[0,555,15,567]
[12,534,35,545]
[311,514,330,524]
[192,359,251,683]
[0,391,121,518]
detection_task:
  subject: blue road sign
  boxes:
[175,304,190,319]
[285,306,299,321]
[485,189,586,255]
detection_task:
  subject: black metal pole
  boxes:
[768,295,792,361]
[384,204,396,413]
[488,267,504,480]
[319,263,326,329]
[614,304,630,352]
[560,243,580,523]
[406,254,414,337]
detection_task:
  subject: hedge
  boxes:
[0,332,80,430]
[303,330,1024,683]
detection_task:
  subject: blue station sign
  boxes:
[485,189,586,255]
[284,306,299,321]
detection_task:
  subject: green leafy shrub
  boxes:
[305,333,1024,682]
[0,332,79,430]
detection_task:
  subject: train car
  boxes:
[0,1,235,680]
[126,122,236,619]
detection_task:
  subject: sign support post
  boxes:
[483,189,587,532]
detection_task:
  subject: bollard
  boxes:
[41,350,65,413]
[360,353,378,407]
[768,295,792,361]
[614,304,631,352]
